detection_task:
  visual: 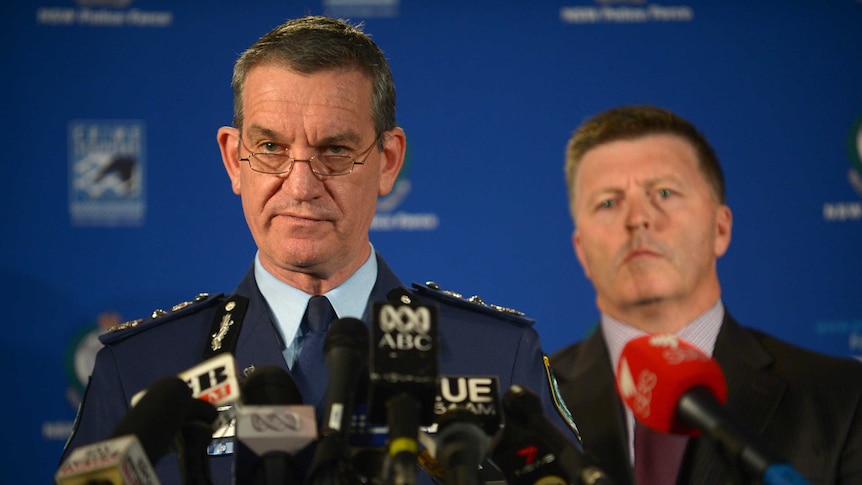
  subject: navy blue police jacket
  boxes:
[61,253,579,483]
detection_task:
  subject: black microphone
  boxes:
[56,376,196,484]
[241,365,303,406]
[491,385,613,485]
[111,376,196,466]
[234,366,317,485]
[432,376,503,485]
[368,301,440,485]
[307,317,370,485]
[176,397,219,485]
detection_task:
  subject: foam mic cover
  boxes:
[241,365,304,405]
[235,366,317,485]
[491,385,613,485]
[616,334,726,436]
[176,397,219,485]
[321,317,369,434]
[111,375,195,466]
[308,318,370,485]
[616,335,812,485]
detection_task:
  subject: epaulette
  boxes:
[411,281,534,327]
[99,293,224,345]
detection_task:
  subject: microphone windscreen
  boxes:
[324,317,369,355]
[110,375,194,465]
[187,396,219,424]
[241,365,303,405]
[616,334,727,435]
[500,383,543,424]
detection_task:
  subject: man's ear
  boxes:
[714,204,733,258]
[377,127,407,196]
[217,126,242,195]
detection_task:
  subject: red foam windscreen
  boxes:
[616,334,727,435]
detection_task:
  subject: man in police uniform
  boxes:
[61,16,578,483]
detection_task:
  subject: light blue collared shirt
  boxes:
[600,300,725,464]
[254,245,378,368]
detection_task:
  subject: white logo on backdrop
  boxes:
[69,120,146,226]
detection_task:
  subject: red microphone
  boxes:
[615,335,811,485]
[615,334,726,435]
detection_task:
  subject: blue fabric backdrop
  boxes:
[2,1,861,481]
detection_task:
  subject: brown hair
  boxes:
[565,105,726,220]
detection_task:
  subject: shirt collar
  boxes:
[601,299,725,372]
[254,244,378,348]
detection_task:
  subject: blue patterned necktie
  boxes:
[634,420,689,485]
[291,295,336,409]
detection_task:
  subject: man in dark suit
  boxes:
[551,105,862,485]
[61,16,578,484]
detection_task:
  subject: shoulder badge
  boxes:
[411,281,534,326]
[543,355,582,441]
[100,293,220,344]
[203,294,249,359]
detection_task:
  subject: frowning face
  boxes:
[218,64,405,289]
[571,134,732,322]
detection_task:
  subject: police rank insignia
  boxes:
[204,295,249,359]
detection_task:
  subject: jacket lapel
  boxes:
[685,314,786,484]
[556,330,636,485]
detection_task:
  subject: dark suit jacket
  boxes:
[551,314,862,485]
[62,253,576,484]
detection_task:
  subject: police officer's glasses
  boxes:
[238,135,380,176]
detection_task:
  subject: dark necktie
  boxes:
[634,420,689,485]
[291,295,336,409]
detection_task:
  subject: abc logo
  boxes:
[378,305,432,334]
[377,304,434,351]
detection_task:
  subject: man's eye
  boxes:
[322,145,349,156]
[599,199,616,209]
[657,188,674,198]
[261,142,282,153]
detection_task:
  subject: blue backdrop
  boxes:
[3,1,861,482]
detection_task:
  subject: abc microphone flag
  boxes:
[369,300,440,485]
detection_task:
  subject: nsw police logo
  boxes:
[69,120,146,226]
[372,145,440,231]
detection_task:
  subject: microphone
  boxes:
[241,365,303,406]
[307,317,370,485]
[491,385,613,485]
[111,376,196,465]
[368,301,440,485]
[234,366,318,485]
[55,435,161,485]
[176,397,219,485]
[432,376,502,485]
[130,354,241,465]
[56,376,196,485]
[617,334,810,485]
[130,354,242,408]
